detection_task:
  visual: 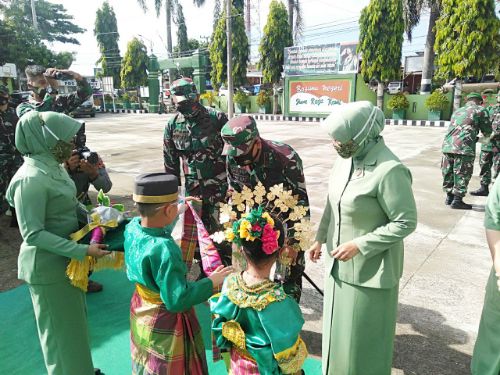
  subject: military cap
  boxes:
[221,115,260,156]
[133,173,179,204]
[466,92,483,102]
[170,78,198,102]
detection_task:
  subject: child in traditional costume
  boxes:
[210,203,309,375]
[124,172,232,375]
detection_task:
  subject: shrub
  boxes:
[200,91,218,106]
[234,90,249,105]
[387,93,409,110]
[256,90,272,107]
[425,90,450,112]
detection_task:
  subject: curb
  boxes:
[97,110,450,127]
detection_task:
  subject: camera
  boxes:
[74,122,99,165]
[52,71,73,81]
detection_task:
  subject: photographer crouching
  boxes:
[65,123,112,293]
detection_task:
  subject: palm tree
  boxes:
[287,0,303,43]
[136,0,206,61]
[403,0,441,94]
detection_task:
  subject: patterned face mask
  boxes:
[333,139,359,159]
[40,117,74,163]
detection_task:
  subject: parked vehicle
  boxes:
[387,82,403,94]
[10,91,31,107]
[72,97,96,118]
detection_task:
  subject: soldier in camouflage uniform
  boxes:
[17,65,92,117]
[163,78,231,269]
[220,115,310,302]
[0,86,23,221]
[471,93,500,196]
[442,92,492,209]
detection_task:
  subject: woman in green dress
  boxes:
[6,111,109,375]
[308,101,417,375]
[471,177,500,374]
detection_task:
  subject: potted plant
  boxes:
[200,91,218,108]
[122,93,131,109]
[425,90,449,121]
[130,94,140,110]
[234,90,249,114]
[387,93,409,120]
[256,90,272,114]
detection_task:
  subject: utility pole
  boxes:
[31,0,38,31]
[226,0,234,118]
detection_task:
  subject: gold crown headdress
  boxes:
[211,182,314,253]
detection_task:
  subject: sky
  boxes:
[48,0,432,76]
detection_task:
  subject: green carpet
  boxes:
[0,270,321,374]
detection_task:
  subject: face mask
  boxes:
[0,96,8,106]
[31,86,47,99]
[333,106,379,159]
[40,118,74,163]
[333,139,359,159]
[233,141,260,166]
[176,99,201,118]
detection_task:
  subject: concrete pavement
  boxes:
[0,113,492,374]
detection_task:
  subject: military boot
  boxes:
[445,192,454,205]
[450,195,472,210]
[470,184,489,196]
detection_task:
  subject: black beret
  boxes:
[133,173,179,203]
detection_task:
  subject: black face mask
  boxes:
[176,100,202,118]
[0,96,8,106]
[234,153,255,166]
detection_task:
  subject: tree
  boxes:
[358,0,404,108]
[259,0,293,113]
[136,0,207,82]
[175,3,189,54]
[287,0,303,43]
[120,38,149,89]
[94,1,121,88]
[0,18,74,70]
[4,0,85,44]
[434,0,499,110]
[209,5,249,89]
[403,0,441,94]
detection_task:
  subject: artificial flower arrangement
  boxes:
[211,182,314,269]
[66,190,129,291]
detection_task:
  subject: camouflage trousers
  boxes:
[441,153,475,197]
[478,150,500,186]
[276,251,305,303]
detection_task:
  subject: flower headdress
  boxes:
[211,183,314,253]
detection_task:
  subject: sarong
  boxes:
[130,284,208,375]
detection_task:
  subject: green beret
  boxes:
[221,116,260,157]
[133,173,179,204]
[170,78,198,102]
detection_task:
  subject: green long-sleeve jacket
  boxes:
[6,111,89,284]
[316,137,417,289]
[124,217,213,312]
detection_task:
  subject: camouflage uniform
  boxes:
[441,99,492,197]
[163,78,230,268]
[221,116,310,302]
[16,79,92,117]
[0,107,23,207]
[477,103,500,186]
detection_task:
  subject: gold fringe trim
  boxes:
[226,273,286,311]
[274,336,308,374]
[66,252,125,292]
[222,320,246,351]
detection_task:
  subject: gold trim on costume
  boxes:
[133,192,178,204]
[222,320,247,350]
[226,273,286,311]
[135,283,163,305]
[274,336,308,374]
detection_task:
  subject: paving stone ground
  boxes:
[0,113,492,374]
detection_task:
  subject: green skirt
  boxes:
[322,270,398,375]
[471,267,500,375]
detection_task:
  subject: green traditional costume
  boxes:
[6,111,95,375]
[471,177,500,375]
[317,101,417,375]
[125,173,213,375]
